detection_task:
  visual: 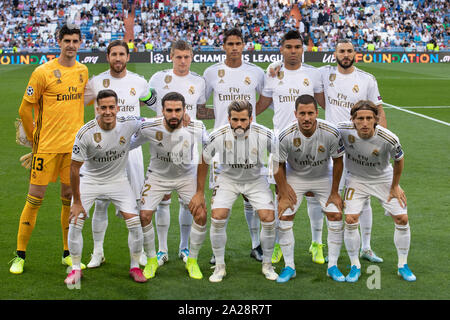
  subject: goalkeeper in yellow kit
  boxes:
[10,24,89,274]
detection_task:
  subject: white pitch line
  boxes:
[383,102,450,126]
[383,106,450,109]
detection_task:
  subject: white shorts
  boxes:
[127,146,145,201]
[344,179,407,216]
[211,175,275,211]
[140,173,196,211]
[282,176,339,216]
[79,178,139,217]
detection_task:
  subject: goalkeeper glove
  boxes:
[15,118,32,147]
[20,153,32,170]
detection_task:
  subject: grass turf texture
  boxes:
[0,62,449,300]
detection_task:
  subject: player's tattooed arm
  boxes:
[255,95,273,115]
[196,104,215,119]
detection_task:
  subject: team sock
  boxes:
[17,194,42,254]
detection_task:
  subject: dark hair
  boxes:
[161,92,185,109]
[228,100,252,117]
[223,28,244,44]
[96,89,118,104]
[351,100,379,119]
[57,23,81,41]
[170,40,193,56]
[107,40,129,55]
[281,30,303,45]
[336,38,354,48]
[295,94,317,111]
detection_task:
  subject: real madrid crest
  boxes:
[156,131,163,141]
[94,132,102,143]
[218,69,225,83]
[130,88,136,96]
[79,74,83,83]
[103,79,110,88]
[244,76,251,85]
[188,86,195,95]
[352,84,359,93]
[348,135,355,143]
[164,75,172,89]
[303,78,309,87]
[293,137,301,147]
[372,149,379,156]
[119,136,126,145]
[277,71,284,80]
[53,69,62,84]
[225,140,232,150]
[318,145,325,152]
[329,73,336,87]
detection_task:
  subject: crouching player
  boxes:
[338,100,416,282]
[65,89,146,285]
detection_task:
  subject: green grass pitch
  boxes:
[0,61,449,301]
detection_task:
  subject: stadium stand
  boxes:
[0,0,448,53]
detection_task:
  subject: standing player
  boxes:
[10,24,89,274]
[83,40,156,268]
[203,28,266,262]
[65,89,146,285]
[132,92,209,280]
[148,40,207,266]
[191,100,278,283]
[274,95,346,283]
[255,30,325,265]
[318,39,386,263]
[338,101,415,282]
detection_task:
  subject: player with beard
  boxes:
[83,40,156,268]
[131,92,209,280]
[317,39,386,264]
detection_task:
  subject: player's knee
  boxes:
[140,210,153,226]
[326,211,342,221]
[259,210,275,223]
[393,214,408,225]
[345,214,359,224]
[193,209,207,226]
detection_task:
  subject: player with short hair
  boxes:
[191,100,278,283]
[274,95,346,283]
[318,39,386,264]
[338,101,415,282]
[65,89,146,285]
[83,39,156,268]
[148,40,207,266]
[256,30,325,265]
[203,28,266,263]
[132,92,209,280]
[10,24,89,274]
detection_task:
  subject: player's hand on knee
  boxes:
[19,152,32,169]
[189,192,206,216]
[388,185,407,208]
[69,203,86,225]
[277,196,295,218]
[326,191,344,212]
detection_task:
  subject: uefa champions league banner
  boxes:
[0,51,447,65]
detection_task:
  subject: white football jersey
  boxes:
[72,116,142,183]
[149,69,206,119]
[319,65,383,124]
[338,122,404,183]
[203,61,265,128]
[131,117,208,180]
[262,63,322,134]
[277,119,345,179]
[203,123,278,182]
[84,70,152,117]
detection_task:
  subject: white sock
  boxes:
[210,218,227,265]
[306,196,323,244]
[244,199,260,249]
[142,223,156,258]
[394,223,410,268]
[327,219,344,268]
[68,216,85,271]
[178,199,193,251]
[344,222,361,268]
[260,220,276,264]
[155,200,170,253]
[92,199,110,255]
[274,197,280,243]
[278,220,295,269]
[126,216,143,269]
[189,221,207,259]
[360,199,373,251]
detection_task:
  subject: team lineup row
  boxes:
[10,24,415,286]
